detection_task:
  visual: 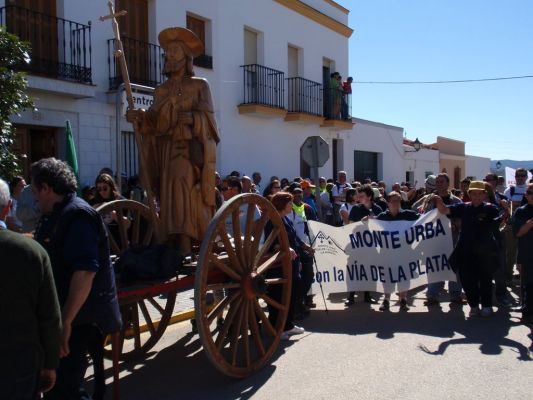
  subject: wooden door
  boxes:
[7,0,58,77]
[116,0,149,85]
[12,125,56,179]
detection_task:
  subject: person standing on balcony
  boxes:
[127,27,220,255]
[328,72,341,119]
[341,76,353,120]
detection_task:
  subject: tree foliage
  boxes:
[0,26,34,181]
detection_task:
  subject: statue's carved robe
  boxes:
[139,76,219,242]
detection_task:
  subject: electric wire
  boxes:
[354,75,533,84]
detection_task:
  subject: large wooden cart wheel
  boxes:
[96,199,177,362]
[195,193,292,377]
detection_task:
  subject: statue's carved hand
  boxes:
[126,109,145,123]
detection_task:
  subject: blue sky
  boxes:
[341,0,533,160]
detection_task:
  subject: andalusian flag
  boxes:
[65,120,81,194]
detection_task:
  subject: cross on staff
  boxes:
[99,1,135,109]
[99,0,163,242]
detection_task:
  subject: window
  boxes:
[354,150,378,182]
[244,28,258,65]
[187,14,213,69]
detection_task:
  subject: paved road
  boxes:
[92,291,533,400]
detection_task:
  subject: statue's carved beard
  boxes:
[163,58,188,75]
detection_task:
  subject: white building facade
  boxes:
[4,0,486,189]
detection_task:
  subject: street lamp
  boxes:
[405,137,422,153]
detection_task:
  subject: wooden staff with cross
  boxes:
[100,1,162,241]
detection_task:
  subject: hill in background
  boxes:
[490,159,533,170]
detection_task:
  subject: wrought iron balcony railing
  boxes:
[240,64,285,109]
[108,37,213,90]
[286,77,322,116]
[108,37,164,90]
[0,5,92,84]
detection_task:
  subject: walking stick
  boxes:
[306,229,329,314]
[100,1,163,242]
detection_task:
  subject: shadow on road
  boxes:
[99,327,294,400]
[306,293,532,361]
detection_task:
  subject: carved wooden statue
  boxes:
[127,28,220,254]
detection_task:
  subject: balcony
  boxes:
[108,37,213,90]
[108,37,164,90]
[285,77,324,124]
[321,87,353,130]
[1,5,92,84]
[238,64,287,118]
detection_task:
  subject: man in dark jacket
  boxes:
[0,178,62,399]
[513,183,533,325]
[31,158,121,400]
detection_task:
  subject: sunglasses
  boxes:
[272,186,281,189]
[516,174,527,178]
[96,186,109,192]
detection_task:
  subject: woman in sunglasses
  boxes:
[90,174,126,244]
[90,173,123,208]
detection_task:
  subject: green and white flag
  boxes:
[65,120,81,194]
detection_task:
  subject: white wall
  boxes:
[465,155,491,180]
[403,148,440,188]
[343,119,405,185]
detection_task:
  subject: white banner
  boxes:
[308,209,456,294]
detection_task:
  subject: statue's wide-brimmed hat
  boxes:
[158,27,203,57]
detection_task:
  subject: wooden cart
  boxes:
[96,193,292,391]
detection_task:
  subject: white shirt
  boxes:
[331,182,352,205]
[285,209,309,245]
[224,202,261,238]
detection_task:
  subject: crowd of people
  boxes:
[215,168,533,329]
[1,160,532,398]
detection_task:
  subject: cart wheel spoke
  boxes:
[253,299,277,337]
[248,300,265,356]
[207,290,240,324]
[207,282,241,292]
[256,251,285,275]
[264,278,288,285]
[209,254,242,281]
[139,300,155,336]
[243,204,257,267]
[231,209,246,268]
[146,297,165,315]
[217,227,244,274]
[259,294,286,311]
[241,301,251,368]
[215,297,243,351]
[254,228,280,267]
[230,300,246,366]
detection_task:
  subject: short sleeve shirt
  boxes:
[331,182,352,205]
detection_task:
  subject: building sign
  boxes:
[121,91,154,115]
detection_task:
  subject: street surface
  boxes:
[91,290,533,400]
